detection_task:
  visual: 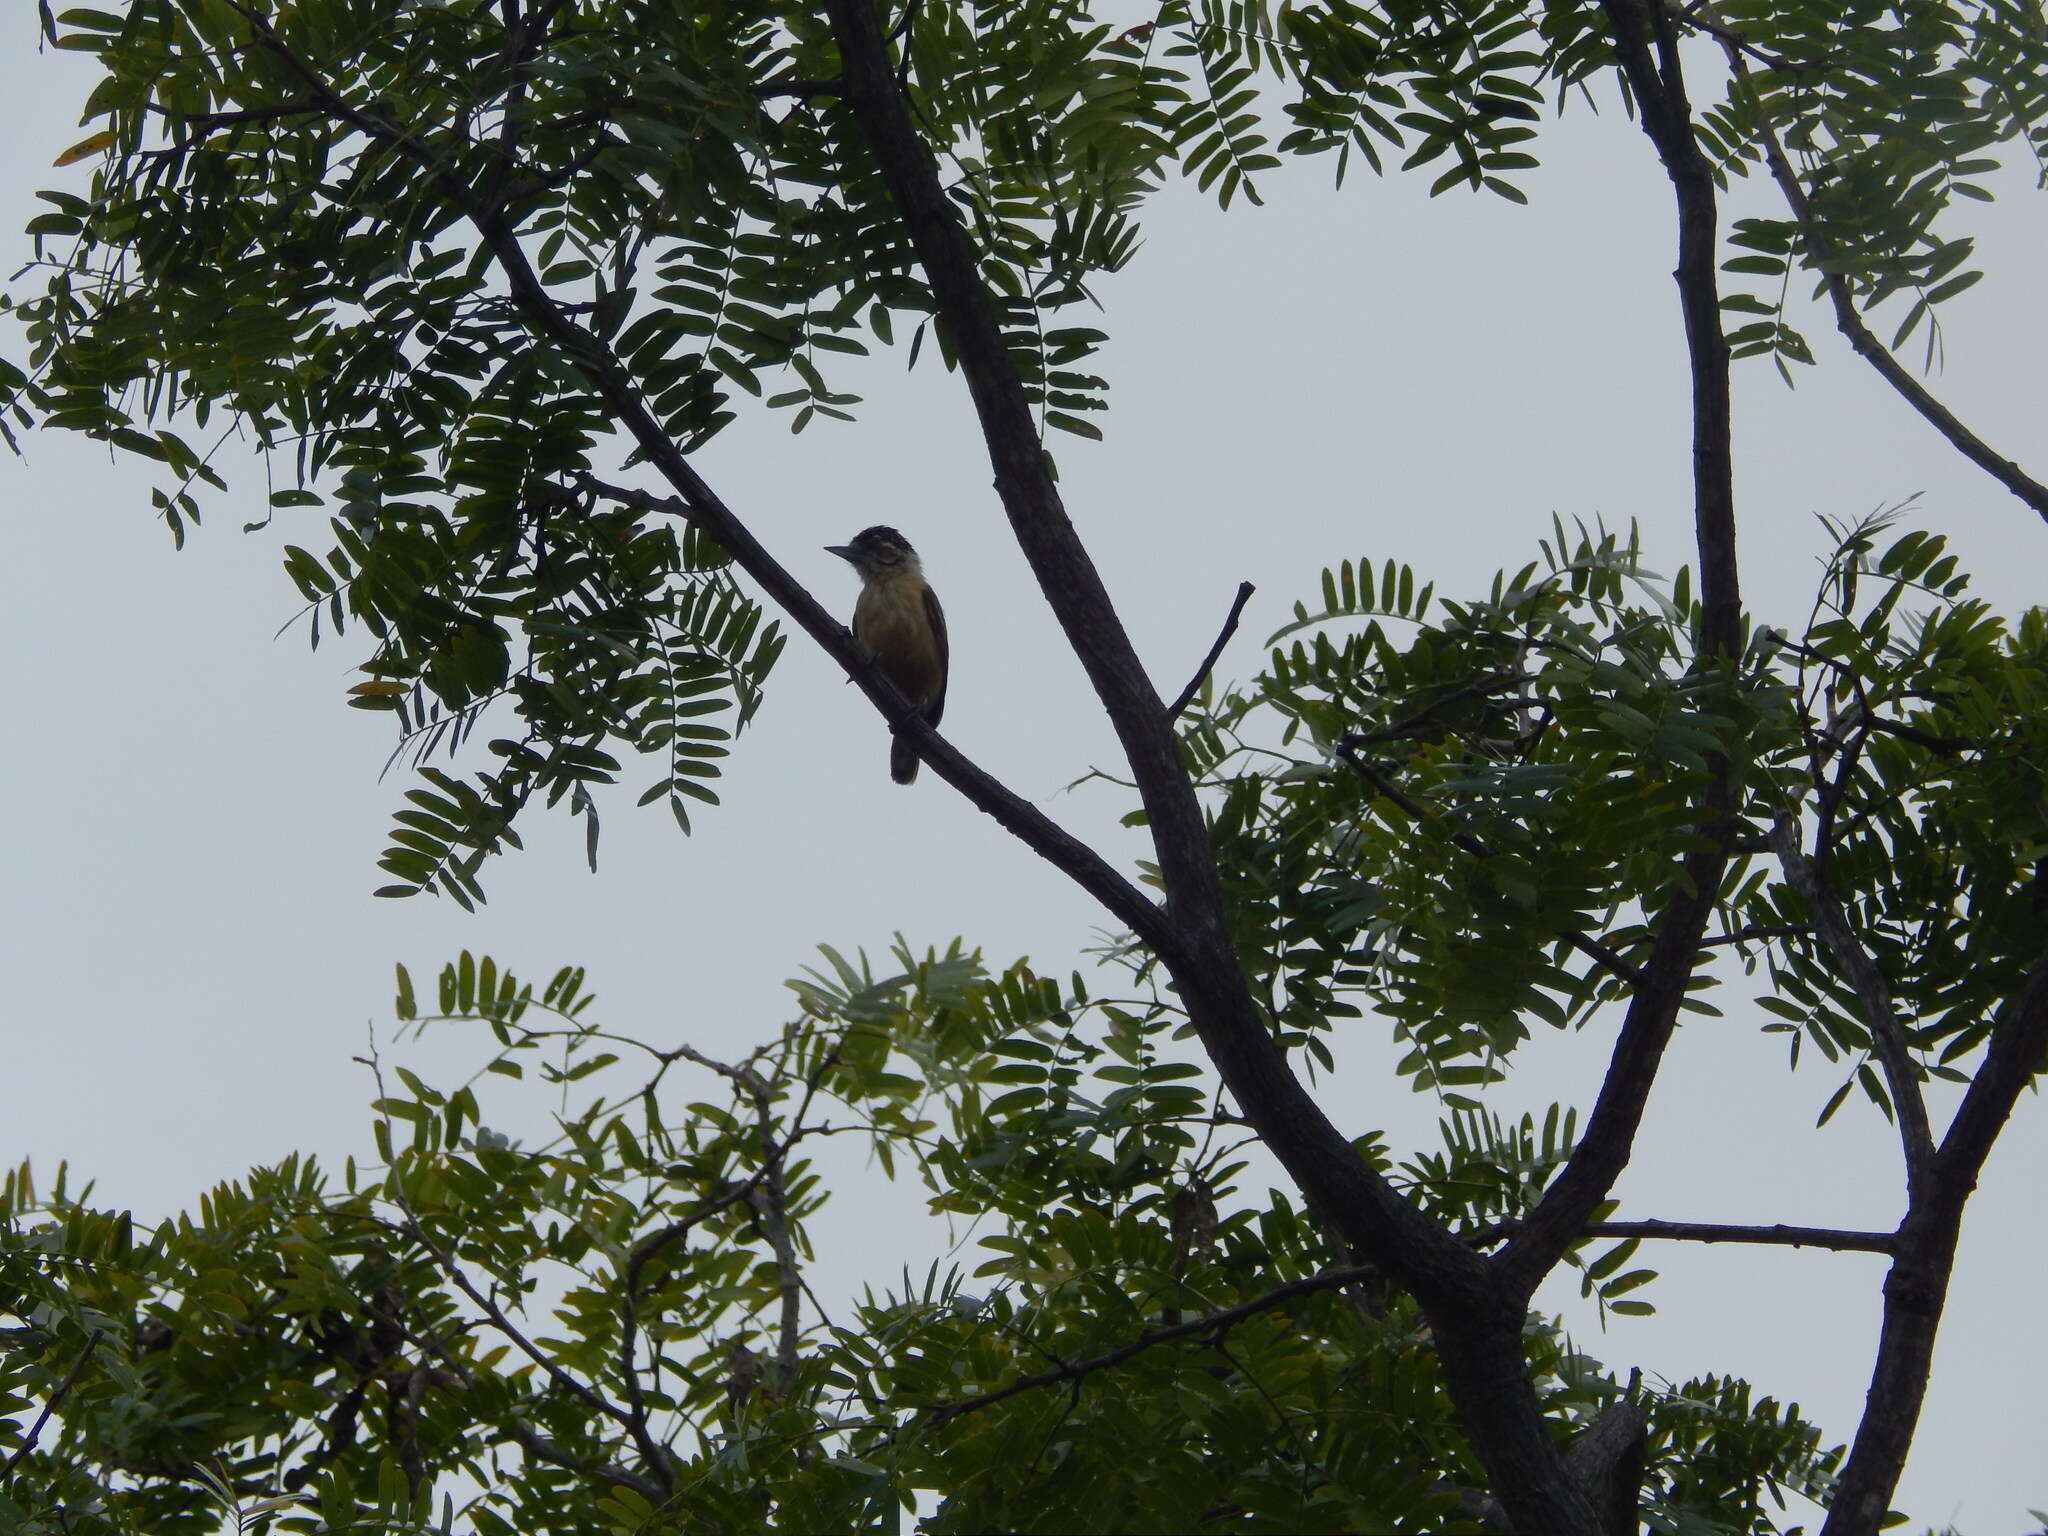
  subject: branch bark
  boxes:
[1821,951,2048,1534]
[1498,0,1743,1305]
[1168,580,1255,718]
[819,2,1602,1526]
[1769,812,1934,1192]
[1472,1218,1896,1255]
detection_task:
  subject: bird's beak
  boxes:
[825,544,856,563]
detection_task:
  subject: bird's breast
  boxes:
[854,577,943,706]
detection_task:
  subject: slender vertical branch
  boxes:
[818,3,1612,1528]
[1769,813,1935,1190]
[1499,0,1741,1300]
[1168,580,1256,718]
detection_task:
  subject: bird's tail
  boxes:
[891,734,919,785]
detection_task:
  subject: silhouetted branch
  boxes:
[922,1265,1377,1425]
[0,1331,100,1480]
[1822,950,2048,1534]
[1770,813,1934,1190]
[1716,34,2048,526]
[1168,581,1255,718]
[1498,0,1741,1307]
[1471,1218,1895,1255]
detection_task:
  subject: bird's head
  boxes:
[826,525,920,579]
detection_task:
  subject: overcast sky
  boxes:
[4,20,2045,1530]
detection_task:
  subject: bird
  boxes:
[826,525,948,784]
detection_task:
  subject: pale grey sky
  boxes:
[3,22,2044,1530]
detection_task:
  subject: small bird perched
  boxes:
[826,525,948,784]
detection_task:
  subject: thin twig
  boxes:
[0,1331,101,1480]
[1167,581,1254,718]
[919,1265,1377,1426]
[1701,5,2048,525]
[1769,813,1935,1190]
[1701,923,1813,947]
[1468,1217,1895,1255]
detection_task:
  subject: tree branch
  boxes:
[1769,812,1935,1191]
[498,1422,666,1506]
[201,6,1177,961]
[1471,1217,1896,1255]
[1702,13,2048,526]
[1497,0,1742,1304]
[1167,580,1255,718]
[919,1265,1379,1426]
[354,1045,656,1480]
[569,474,1167,949]
[819,0,1494,1295]
[1822,950,2048,1534]
[614,1083,830,1441]
[818,5,1604,1526]
[0,1331,100,1481]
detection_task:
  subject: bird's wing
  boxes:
[923,582,948,729]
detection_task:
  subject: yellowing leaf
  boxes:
[53,130,116,167]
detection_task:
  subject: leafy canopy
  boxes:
[8,0,2041,894]
[5,0,2048,1530]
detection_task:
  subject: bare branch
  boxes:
[1471,1218,1896,1255]
[1822,953,2048,1534]
[1167,581,1255,718]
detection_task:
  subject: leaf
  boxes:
[52,129,115,166]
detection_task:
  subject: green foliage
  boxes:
[5,1,2044,1527]
[24,511,2025,1525]
[1178,510,2047,1146]
[1702,0,2048,376]
[1744,509,2048,1119]
[1181,521,1772,1093]
[16,0,2041,899]
[1,940,1838,1534]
